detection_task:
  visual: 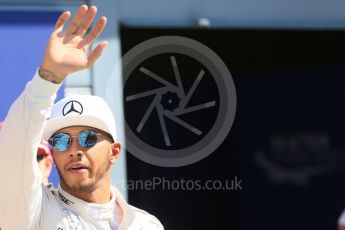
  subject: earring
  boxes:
[111,159,116,164]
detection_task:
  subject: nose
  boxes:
[68,150,84,157]
[67,139,85,157]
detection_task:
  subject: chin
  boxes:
[68,181,96,193]
[60,174,95,193]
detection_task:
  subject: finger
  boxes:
[65,5,88,34]
[87,41,108,67]
[54,11,71,33]
[75,6,97,37]
[81,16,107,47]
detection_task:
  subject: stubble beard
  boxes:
[57,159,110,193]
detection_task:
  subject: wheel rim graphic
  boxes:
[123,36,236,167]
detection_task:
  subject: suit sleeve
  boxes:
[0,70,61,230]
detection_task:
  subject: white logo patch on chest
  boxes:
[57,208,82,230]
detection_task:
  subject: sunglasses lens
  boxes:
[79,130,98,148]
[52,133,71,151]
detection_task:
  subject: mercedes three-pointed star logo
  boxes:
[62,100,83,116]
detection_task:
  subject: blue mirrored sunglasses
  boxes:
[48,130,105,152]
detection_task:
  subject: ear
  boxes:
[110,142,121,164]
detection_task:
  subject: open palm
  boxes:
[40,5,107,82]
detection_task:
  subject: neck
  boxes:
[60,175,112,204]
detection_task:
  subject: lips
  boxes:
[67,162,89,173]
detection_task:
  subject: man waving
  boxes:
[0,5,164,230]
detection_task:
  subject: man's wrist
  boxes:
[38,67,64,84]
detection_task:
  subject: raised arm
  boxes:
[0,5,107,229]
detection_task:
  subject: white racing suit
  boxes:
[0,71,164,230]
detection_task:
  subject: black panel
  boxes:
[120,27,345,230]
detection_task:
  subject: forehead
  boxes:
[52,126,114,143]
[55,126,99,134]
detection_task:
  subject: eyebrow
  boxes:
[53,128,98,135]
[52,129,114,142]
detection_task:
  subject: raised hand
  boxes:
[39,5,108,83]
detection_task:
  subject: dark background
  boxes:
[121,27,345,230]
